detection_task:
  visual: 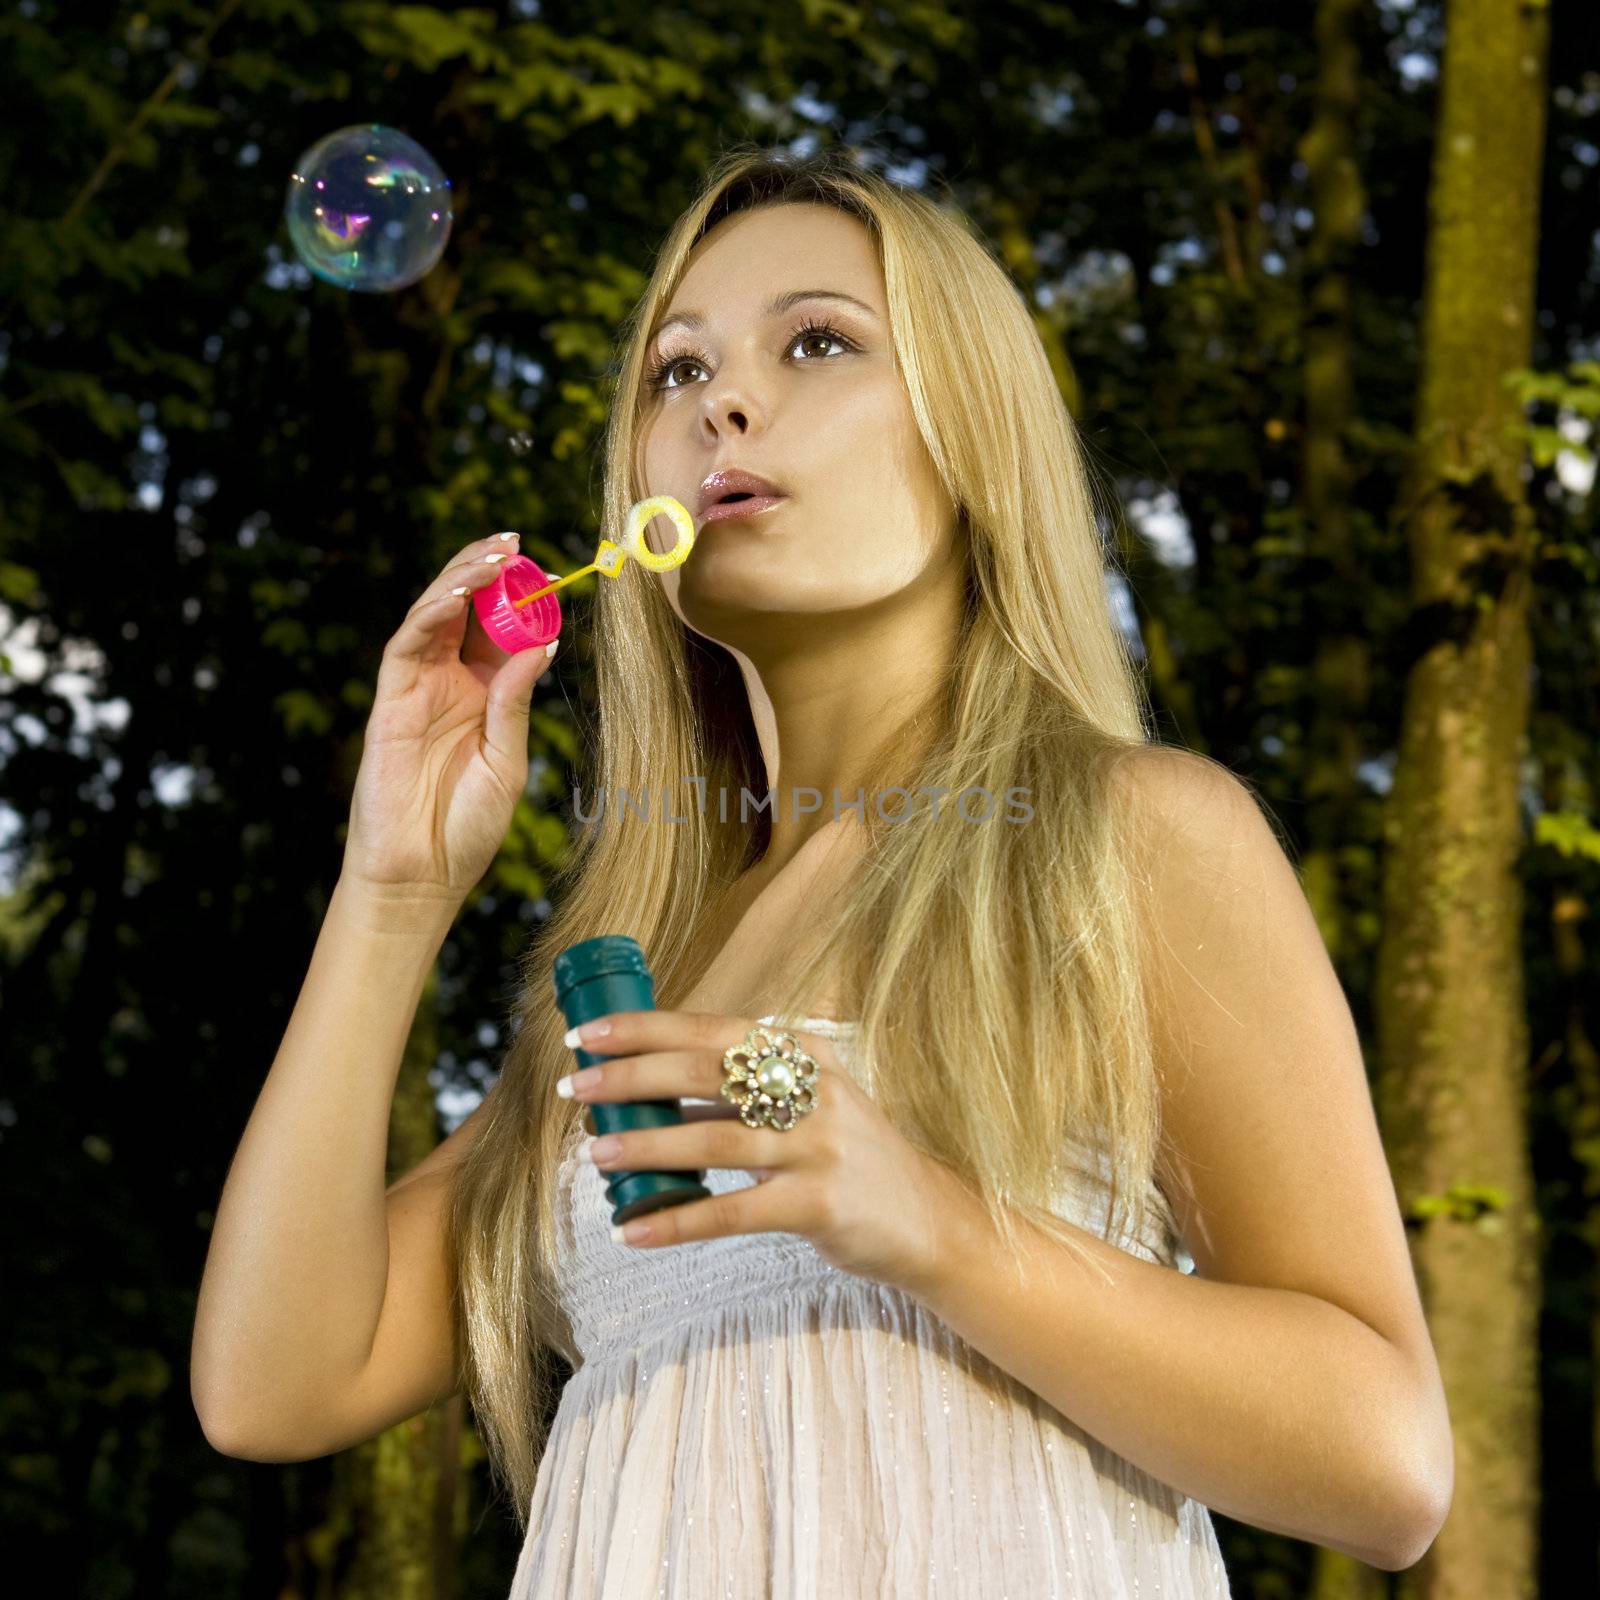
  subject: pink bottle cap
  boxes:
[473,555,563,653]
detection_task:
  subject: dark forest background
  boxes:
[3,1,1598,1596]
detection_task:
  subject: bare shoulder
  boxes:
[1108,744,1288,864]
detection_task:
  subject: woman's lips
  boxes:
[697,494,788,525]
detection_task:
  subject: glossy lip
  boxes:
[697,466,787,515]
[697,494,788,525]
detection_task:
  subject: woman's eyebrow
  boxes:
[652,288,880,341]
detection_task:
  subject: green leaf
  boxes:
[273,688,334,738]
[1534,811,1600,864]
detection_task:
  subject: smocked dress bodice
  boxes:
[508,1016,1232,1599]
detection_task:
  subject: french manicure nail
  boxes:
[545,640,559,657]
[484,552,509,565]
[450,585,470,597]
[497,530,520,542]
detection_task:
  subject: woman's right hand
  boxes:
[342,531,559,898]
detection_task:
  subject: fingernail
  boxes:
[497,530,520,542]
[555,1067,602,1098]
[484,552,510,565]
[545,639,559,658]
[451,586,470,597]
[582,1135,621,1164]
[562,1020,609,1048]
[610,1221,650,1245]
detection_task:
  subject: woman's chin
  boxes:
[674,574,829,640]
[676,547,784,598]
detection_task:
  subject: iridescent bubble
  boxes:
[284,124,453,292]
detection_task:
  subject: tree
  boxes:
[1372,2,1553,1596]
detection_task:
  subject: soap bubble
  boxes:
[284,124,453,292]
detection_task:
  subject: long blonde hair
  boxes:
[447,142,1213,1529]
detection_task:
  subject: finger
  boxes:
[615,1184,775,1249]
[676,1103,742,1124]
[415,540,522,620]
[386,546,522,664]
[572,1009,795,1065]
[589,1116,792,1180]
[564,1046,727,1105]
[410,532,522,620]
[446,529,522,576]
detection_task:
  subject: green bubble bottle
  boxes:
[552,935,711,1224]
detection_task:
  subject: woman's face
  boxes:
[637,201,962,646]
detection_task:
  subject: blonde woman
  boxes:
[192,146,1454,1596]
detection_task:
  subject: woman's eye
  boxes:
[655,357,700,389]
[651,324,852,391]
[792,328,848,360]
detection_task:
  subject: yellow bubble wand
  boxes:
[510,495,697,610]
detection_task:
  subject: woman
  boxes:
[193,146,1453,1596]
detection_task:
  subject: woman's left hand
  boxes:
[559,1008,972,1299]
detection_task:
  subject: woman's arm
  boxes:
[909,750,1453,1571]
[917,1187,1445,1570]
[190,875,462,1456]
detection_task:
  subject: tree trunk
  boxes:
[1371,4,1551,1599]
[1297,0,1374,985]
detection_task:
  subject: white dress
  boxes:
[508,1017,1234,1599]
